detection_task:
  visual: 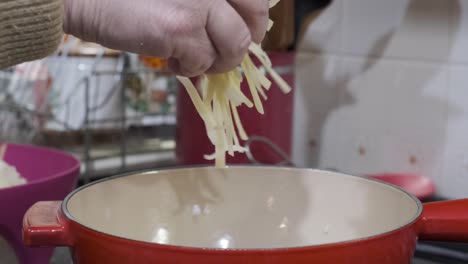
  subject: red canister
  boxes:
[176,52,295,165]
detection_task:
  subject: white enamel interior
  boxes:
[66,167,420,249]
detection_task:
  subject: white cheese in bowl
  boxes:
[0,160,27,189]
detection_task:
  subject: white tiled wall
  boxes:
[451,1,468,63]
[293,0,468,198]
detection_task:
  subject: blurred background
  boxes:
[292,0,468,200]
[2,0,466,199]
[0,38,178,184]
[1,0,468,263]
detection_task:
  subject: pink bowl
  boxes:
[0,143,80,264]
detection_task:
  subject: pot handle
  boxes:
[23,201,72,247]
[419,199,468,242]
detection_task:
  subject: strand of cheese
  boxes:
[178,0,291,167]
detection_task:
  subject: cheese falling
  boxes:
[177,0,291,168]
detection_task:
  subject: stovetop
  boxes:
[413,259,448,264]
[413,241,468,264]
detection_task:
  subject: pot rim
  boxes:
[61,165,423,252]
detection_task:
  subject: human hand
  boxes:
[63,0,269,77]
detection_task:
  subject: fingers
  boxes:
[205,0,251,73]
[168,29,217,77]
[155,1,217,77]
[227,0,270,43]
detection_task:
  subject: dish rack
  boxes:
[0,45,178,183]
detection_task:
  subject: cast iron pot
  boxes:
[23,167,468,264]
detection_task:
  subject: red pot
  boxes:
[23,167,468,264]
[175,52,295,166]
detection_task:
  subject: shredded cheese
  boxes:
[177,0,292,167]
[270,0,281,8]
